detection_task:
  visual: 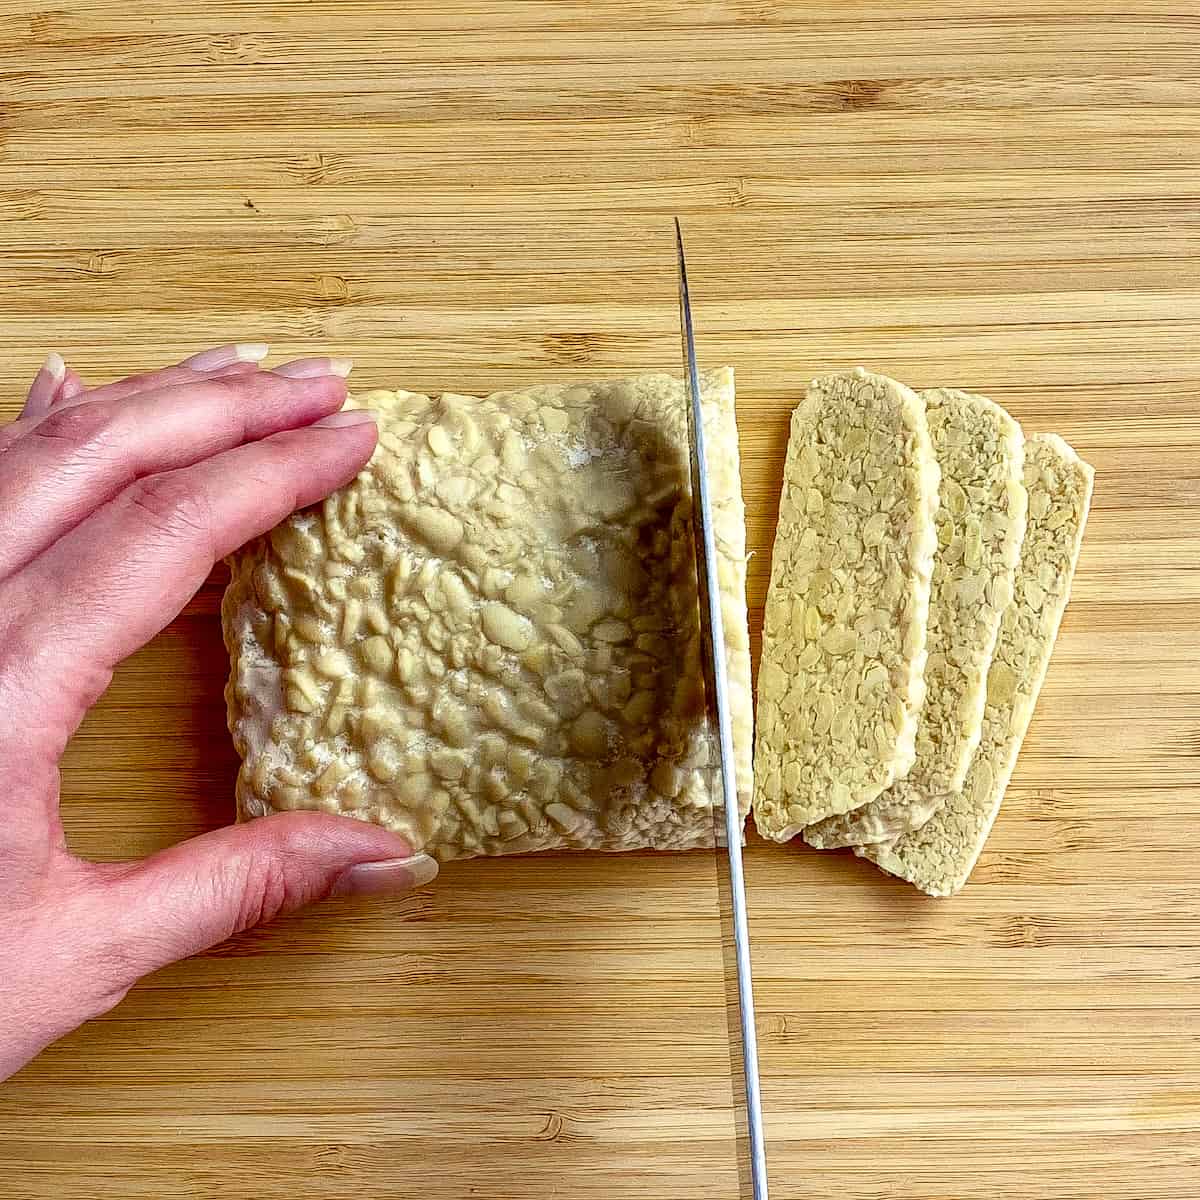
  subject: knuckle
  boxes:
[34,401,120,454]
[122,368,162,393]
[201,375,253,404]
[210,372,278,405]
[125,472,212,541]
[233,855,297,932]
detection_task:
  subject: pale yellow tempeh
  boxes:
[804,388,1028,849]
[859,433,1094,896]
[753,368,940,840]
[223,370,752,862]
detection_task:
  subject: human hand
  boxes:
[0,346,439,1081]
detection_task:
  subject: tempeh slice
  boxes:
[859,433,1094,896]
[805,388,1028,849]
[753,368,940,840]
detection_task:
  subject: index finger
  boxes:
[0,344,268,454]
[2,410,379,746]
[0,371,349,582]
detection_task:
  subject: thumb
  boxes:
[98,811,438,978]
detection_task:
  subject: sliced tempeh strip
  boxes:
[753,368,940,839]
[858,433,1094,896]
[805,388,1028,849]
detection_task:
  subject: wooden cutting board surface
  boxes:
[2,4,1199,1197]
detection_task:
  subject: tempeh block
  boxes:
[223,370,752,862]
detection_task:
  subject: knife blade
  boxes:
[675,217,769,1199]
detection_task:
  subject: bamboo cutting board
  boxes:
[2,4,1199,1198]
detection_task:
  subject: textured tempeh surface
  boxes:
[805,387,1027,849]
[753,369,939,838]
[2,4,1199,1199]
[224,370,752,861]
[860,434,1094,895]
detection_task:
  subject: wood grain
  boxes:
[2,3,1199,1197]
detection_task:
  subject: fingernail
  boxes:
[273,356,354,380]
[330,853,439,898]
[183,342,269,370]
[43,351,66,382]
[313,408,377,429]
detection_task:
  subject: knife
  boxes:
[675,217,769,1200]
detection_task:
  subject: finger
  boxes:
[44,344,268,411]
[0,372,349,581]
[272,356,353,380]
[57,369,87,403]
[4,411,378,741]
[20,353,66,420]
[183,343,269,371]
[53,360,261,418]
[93,812,437,985]
[0,359,264,455]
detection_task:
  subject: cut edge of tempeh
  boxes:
[702,367,756,823]
[858,432,1094,896]
[804,388,1028,850]
[753,368,940,841]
